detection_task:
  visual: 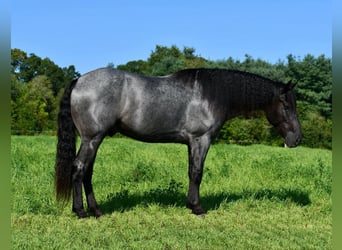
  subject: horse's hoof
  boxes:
[197,213,206,218]
[189,205,206,217]
[73,208,89,219]
[78,213,89,219]
[94,209,104,218]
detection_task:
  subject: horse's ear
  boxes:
[287,81,297,89]
[282,81,297,94]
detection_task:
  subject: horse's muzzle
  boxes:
[284,131,302,148]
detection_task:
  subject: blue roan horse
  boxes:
[55,68,302,218]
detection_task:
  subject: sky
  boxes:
[11,0,331,74]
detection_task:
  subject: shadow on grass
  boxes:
[99,183,311,214]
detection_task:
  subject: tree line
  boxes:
[11,46,332,149]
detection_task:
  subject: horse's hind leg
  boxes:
[83,160,103,218]
[72,135,104,218]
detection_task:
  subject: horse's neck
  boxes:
[226,81,277,118]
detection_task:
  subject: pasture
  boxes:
[11,136,331,249]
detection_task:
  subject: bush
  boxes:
[217,113,283,146]
[300,111,332,149]
[216,108,332,149]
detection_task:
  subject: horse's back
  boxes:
[70,68,189,138]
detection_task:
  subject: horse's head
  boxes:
[266,82,302,147]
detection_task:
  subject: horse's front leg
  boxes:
[186,135,211,216]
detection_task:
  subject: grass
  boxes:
[11,135,332,249]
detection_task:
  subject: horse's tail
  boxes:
[55,79,78,202]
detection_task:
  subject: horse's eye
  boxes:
[282,101,290,111]
[282,103,290,116]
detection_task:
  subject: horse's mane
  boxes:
[172,68,284,116]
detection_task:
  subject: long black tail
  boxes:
[55,79,78,202]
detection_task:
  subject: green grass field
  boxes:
[11,136,332,249]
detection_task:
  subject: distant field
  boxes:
[11,136,332,249]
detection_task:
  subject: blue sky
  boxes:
[11,0,331,74]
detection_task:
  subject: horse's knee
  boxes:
[73,159,85,182]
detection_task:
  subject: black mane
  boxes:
[172,68,284,118]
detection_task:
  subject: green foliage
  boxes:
[117,45,208,76]
[11,49,80,96]
[217,113,283,146]
[300,112,332,149]
[286,54,332,118]
[11,48,80,135]
[207,54,287,82]
[11,136,332,249]
[11,75,57,134]
[11,46,332,149]
[117,59,149,74]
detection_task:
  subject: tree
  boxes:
[117,60,149,75]
[11,48,80,96]
[11,48,81,134]
[151,56,185,76]
[117,45,208,76]
[285,54,332,118]
[39,57,66,96]
[11,73,26,133]
[106,62,115,68]
[300,111,332,149]
[183,46,196,58]
[147,45,185,76]
[11,48,28,77]
[13,76,56,134]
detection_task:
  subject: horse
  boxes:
[55,68,302,218]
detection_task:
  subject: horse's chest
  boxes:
[183,99,216,134]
